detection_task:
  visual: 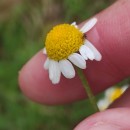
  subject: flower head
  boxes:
[97,85,128,111]
[43,18,102,84]
[46,24,83,61]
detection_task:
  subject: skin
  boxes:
[19,0,130,129]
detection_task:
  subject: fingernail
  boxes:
[88,122,122,130]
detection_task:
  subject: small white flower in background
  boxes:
[97,85,128,111]
[43,18,102,84]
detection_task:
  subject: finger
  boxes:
[74,108,130,130]
[19,0,130,105]
[109,86,130,108]
[19,52,86,105]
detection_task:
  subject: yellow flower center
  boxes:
[45,24,83,61]
[109,88,123,102]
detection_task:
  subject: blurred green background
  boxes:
[0,0,116,130]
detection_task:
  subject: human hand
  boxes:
[19,0,130,129]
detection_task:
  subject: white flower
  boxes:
[43,18,102,84]
[97,85,128,111]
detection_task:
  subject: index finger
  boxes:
[19,0,130,105]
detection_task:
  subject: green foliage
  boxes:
[63,0,114,22]
[0,0,121,130]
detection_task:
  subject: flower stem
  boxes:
[76,68,99,112]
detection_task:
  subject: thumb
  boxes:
[74,108,130,130]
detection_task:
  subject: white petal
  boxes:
[79,45,95,60]
[59,59,75,79]
[68,53,86,69]
[97,99,110,111]
[122,85,128,92]
[80,17,97,33]
[49,60,61,84]
[84,40,102,61]
[105,87,115,98]
[71,22,78,28]
[44,58,50,70]
[71,22,76,26]
[43,48,47,54]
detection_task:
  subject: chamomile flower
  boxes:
[97,85,128,111]
[43,18,102,84]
